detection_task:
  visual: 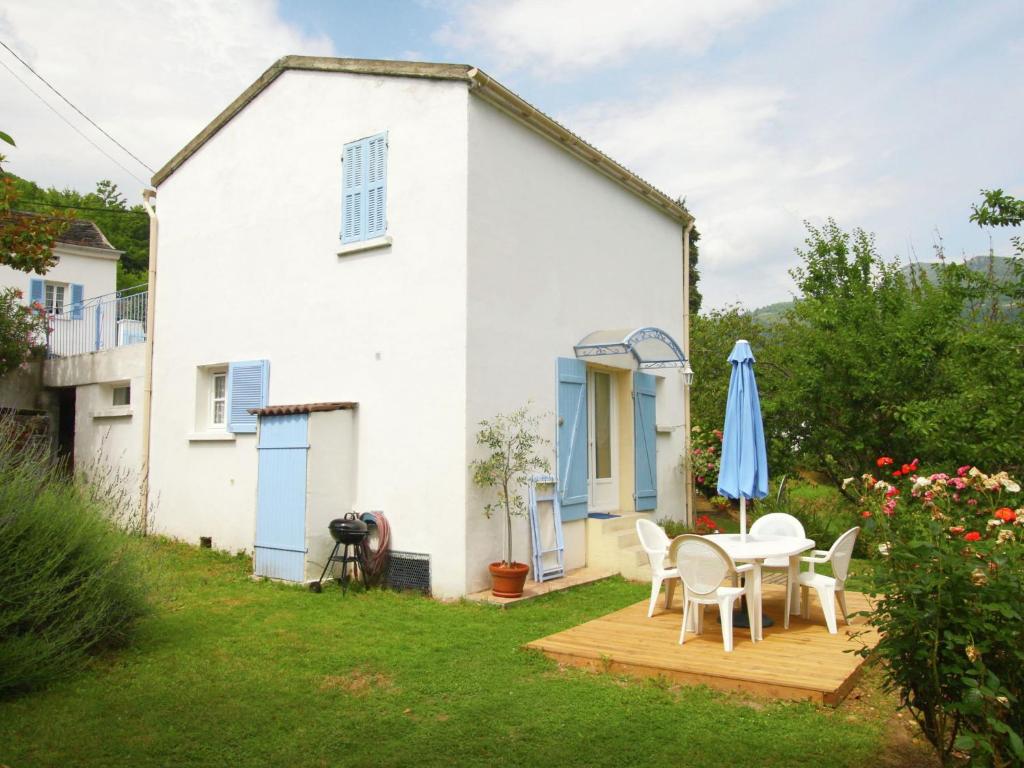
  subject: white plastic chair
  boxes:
[798,527,860,634]
[749,512,806,628]
[674,535,756,652]
[636,519,680,618]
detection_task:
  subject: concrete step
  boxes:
[599,513,645,533]
[613,529,640,549]
[619,545,653,580]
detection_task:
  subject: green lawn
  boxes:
[0,539,931,767]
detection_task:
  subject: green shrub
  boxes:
[852,461,1024,766]
[754,478,861,554]
[0,418,148,697]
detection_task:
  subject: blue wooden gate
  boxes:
[254,413,309,581]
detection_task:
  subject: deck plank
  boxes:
[525,584,877,705]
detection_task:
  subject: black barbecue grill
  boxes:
[311,513,368,593]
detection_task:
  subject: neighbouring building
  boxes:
[147,56,696,598]
[0,217,148,494]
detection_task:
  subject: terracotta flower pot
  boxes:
[489,561,529,598]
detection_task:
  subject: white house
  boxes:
[0,217,147,502]
[146,56,695,598]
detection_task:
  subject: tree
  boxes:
[688,305,791,473]
[470,406,550,566]
[971,188,1024,256]
[0,134,71,274]
[769,219,1022,490]
[677,198,703,316]
[7,173,148,289]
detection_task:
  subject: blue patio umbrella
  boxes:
[716,339,768,542]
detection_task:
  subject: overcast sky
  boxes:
[1,0,1021,309]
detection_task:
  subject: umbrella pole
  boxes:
[740,496,747,542]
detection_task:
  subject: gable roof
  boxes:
[152,56,692,225]
[7,212,120,253]
[59,219,119,252]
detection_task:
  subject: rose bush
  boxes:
[0,288,48,377]
[687,425,722,498]
[851,461,1023,766]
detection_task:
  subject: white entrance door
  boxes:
[587,368,619,512]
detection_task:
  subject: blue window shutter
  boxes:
[633,371,658,512]
[557,357,588,521]
[365,132,387,239]
[29,278,44,307]
[227,359,270,434]
[341,138,366,243]
[70,283,84,320]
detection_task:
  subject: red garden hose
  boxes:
[358,511,391,586]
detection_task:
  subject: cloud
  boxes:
[562,81,908,308]
[435,0,782,75]
[0,0,333,200]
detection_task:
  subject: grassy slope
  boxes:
[0,539,929,768]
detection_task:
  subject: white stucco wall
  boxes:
[149,71,471,595]
[44,345,146,510]
[464,96,688,592]
[0,243,118,304]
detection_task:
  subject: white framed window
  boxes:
[112,385,131,406]
[211,372,227,427]
[44,282,66,314]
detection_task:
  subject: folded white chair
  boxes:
[799,527,860,634]
[674,534,756,652]
[749,512,806,628]
[635,519,680,618]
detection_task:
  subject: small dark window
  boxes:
[113,386,131,406]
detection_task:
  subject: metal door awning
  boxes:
[574,327,690,370]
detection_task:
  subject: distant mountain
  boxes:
[747,255,1018,321]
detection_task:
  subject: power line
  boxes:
[0,39,154,175]
[14,199,148,216]
[0,57,149,187]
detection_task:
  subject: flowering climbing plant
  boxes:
[847,460,1023,766]
[686,425,723,498]
[0,288,48,377]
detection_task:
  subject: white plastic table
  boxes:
[699,534,814,641]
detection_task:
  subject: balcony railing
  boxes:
[46,284,148,358]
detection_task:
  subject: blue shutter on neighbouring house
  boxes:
[633,371,658,512]
[29,278,44,307]
[557,357,589,521]
[70,283,84,319]
[341,133,387,243]
[226,360,270,433]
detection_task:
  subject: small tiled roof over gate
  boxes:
[248,402,357,416]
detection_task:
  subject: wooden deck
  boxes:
[526,584,877,705]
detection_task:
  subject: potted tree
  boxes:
[471,406,550,598]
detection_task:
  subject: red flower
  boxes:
[964,531,981,542]
[860,510,872,518]
[892,470,902,478]
[876,456,894,467]
[995,507,1017,523]
[885,487,901,499]
[949,526,965,535]
[901,464,911,475]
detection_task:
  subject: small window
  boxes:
[211,373,227,426]
[44,282,66,314]
[112,385,131,406]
